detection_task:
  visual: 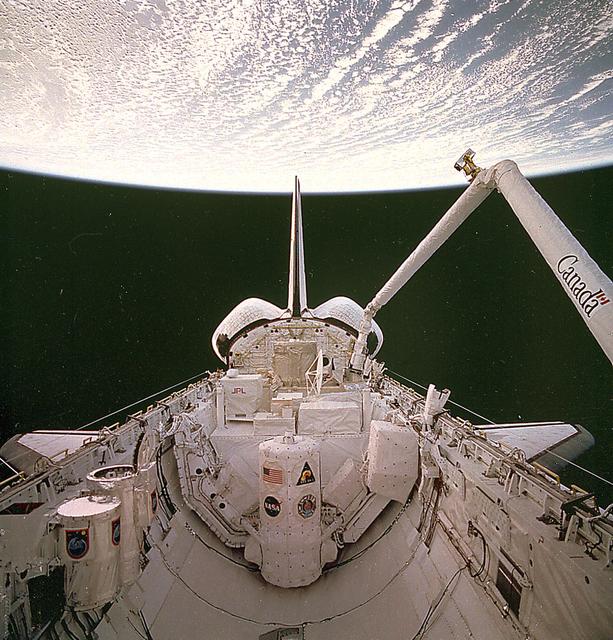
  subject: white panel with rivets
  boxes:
[366,420,418,503]
[257,434,323,588]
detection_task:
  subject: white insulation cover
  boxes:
[272,341,318,386]
[215,454,259,515]
[211,298,284,360]
[257,435,322,588]
[298,401,362,434]
[135,462,158,528]
[313,296,384,355]
[322,458,366,513]
[57,496,121,610]
[423,385,451,428]
[221,374,264,419]
[367,420,418,503]
[491,161,613,363]
[86,466,140,586]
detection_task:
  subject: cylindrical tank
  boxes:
[134,461,159,529]
[258,433,322,587]
[87,465,140,585]
[57,495,121,610]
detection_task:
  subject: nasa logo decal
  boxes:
[111,517,121,546]
[66,528,89,560]
[298,495,316,519]
[151,489,158,514]
[263,495,281,517]
[297,461,315,486]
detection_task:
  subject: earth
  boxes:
[1,0,611,192]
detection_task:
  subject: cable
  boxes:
[48,624,61,640]
[417,490,430,532]
[387,369,613,489]
[414,478,441,550]
[2,371,211,474]
[83,610,100,630]
[386,369,496,424]
[155,442,177,519]
[70,609,89,637]
[138,610,155,640]
[467,525,488,580]
[155,534,422,628]
[423,482,442,548]
[185,522,259,572]
[542,450,613,487]
[59,618,80,640]
[409,565,467,640]
[126,617,147,640]
[7,615,19,640]
[76,370,211,431]
[324,497,412,571]
[588,502,613,523]
[583,525,603,559]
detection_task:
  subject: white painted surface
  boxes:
[475,422,578,459]
[57,496,120,518]
[18,431,98,460]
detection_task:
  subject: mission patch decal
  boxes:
[66,528,89,560]
[111,517,121,546]
[264,495,281,517]
[297,461,315,486]
[298,495,316,519]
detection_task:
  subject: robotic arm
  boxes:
[350,150,613,370]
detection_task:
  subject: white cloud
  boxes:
[0,0,611,192]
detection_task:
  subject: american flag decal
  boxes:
[263,466,283,484]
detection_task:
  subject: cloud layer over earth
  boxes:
[1,0,611,192]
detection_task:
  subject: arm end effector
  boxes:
[454,148,482,182]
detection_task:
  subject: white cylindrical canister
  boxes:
[258,433,322,587]
[57,496,121,610]
[134,461,159,529]
[87,465,140,585]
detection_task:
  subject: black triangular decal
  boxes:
[297,461,315,485]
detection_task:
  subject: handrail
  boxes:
[533,462,561,487]
[0,471,26,488]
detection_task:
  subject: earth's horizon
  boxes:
[1,0,611,192]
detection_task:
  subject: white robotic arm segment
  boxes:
[349,172,495,370]
[350,155,613,370]
[492,161,613,362]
